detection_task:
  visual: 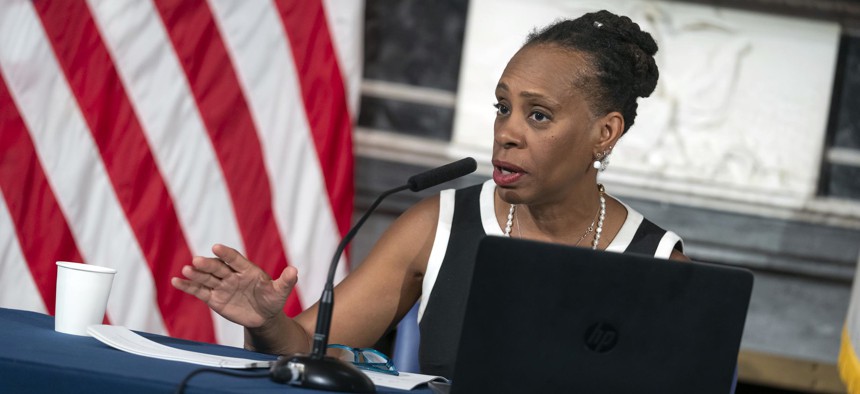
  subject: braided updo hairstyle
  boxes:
[525,10,659,133]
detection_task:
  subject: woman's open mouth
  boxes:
[492,161,526,186]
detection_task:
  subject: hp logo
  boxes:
[584,322,619,353]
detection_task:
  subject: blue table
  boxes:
[0,308,430,393]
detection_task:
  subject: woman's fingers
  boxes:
[171,254,236,300]
[190,255,234,279]
[273,266,299,296]
[170,277,212,303]
[180,264,224,290]
[212,243,252,272]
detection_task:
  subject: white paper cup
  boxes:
[55,261,116,336]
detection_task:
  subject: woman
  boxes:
[171,10,687,379]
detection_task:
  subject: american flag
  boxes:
[0,0,362,346]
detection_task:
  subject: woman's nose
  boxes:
[494,118,525,149]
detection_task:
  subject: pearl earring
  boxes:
[593,149,612,172]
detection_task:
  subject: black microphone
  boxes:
[407,157,478,191]
[270,157,477,392]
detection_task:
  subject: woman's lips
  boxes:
[492,161,526,186]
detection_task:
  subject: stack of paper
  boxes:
[87,325,272,369]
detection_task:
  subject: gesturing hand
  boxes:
[171,244,298,328]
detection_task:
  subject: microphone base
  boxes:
[270,353,375,393]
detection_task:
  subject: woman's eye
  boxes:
[493,103,509,116]
[530,111,550,122]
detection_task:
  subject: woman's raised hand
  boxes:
[171,244,298,328]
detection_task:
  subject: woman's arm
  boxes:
[173,194,442,355]
[670,248,691,262]
[290,195,440,350]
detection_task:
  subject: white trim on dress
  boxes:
[420,182,682,321]
[655,231,684,259]
[480,179,504,236]
[604,198,641,254]
[418,188,455,323]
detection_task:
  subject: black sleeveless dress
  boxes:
[417,180,683,378]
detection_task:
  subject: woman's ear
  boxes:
[593,111,624,154]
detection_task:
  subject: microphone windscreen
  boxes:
[407,157,477,192]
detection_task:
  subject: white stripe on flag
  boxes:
[322,0,365,117]
[208,0,347,303]
[87,0,245,345]
[0,0,167,334]
[0,195,47,313]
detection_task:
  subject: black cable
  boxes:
[174,367,270,394]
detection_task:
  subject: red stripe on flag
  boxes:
[152,0,302,316]
[32,1,215,341]
[274,0,354,244]
[0,75,84,315]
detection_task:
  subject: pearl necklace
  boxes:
[504,184,607,250]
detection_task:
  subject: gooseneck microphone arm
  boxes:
[311,157,478,358]
[311,183,410,358]
[270,157,477,393]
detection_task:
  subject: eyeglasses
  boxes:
[327,344,400,376]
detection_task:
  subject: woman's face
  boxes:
[492,44,602,205]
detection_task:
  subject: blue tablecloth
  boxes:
[0,308,430,393]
